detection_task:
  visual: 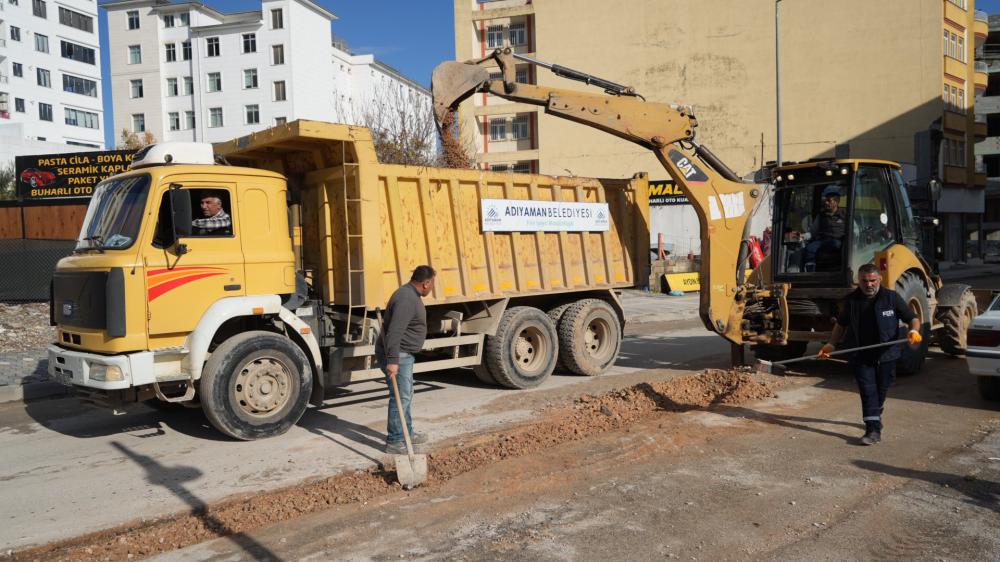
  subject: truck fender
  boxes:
[935,283,973,309]
[276,307,323,371]
[185,295,282,379]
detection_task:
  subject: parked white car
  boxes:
[967,294,1000,401]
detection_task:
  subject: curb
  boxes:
[0,381,71,405]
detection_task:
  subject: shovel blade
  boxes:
[753,359,786,375]
[394,454,428,490]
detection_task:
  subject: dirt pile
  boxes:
[0,303,54,353]
[8,369,780,562]
[437,109,473,169]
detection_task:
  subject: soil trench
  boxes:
[8,369,782,562]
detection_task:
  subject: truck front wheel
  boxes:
[200,331,312,440]
[484,306,558,389]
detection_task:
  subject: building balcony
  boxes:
[975,136,1000,156]
[976,172,988,187]
[944,56,967,81]
[978,95,1000,114]
[975,61,989,93]
[975,120,988,140]
[945,165,968,186]
[975,10,989,47]
[943,110,967,133]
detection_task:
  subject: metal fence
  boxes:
[0,239,75,301]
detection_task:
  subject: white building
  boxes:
[105,0,433,152]
[0,0,105,150]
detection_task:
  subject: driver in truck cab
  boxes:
[191,190,232,235]
[802,185,846,271]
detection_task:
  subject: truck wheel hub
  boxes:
[514,326,546,371]
[235,357,290,415]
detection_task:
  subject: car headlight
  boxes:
[89,364,124,382]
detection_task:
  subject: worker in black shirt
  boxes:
[818,263,922,445]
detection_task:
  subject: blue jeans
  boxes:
[853,360,896,432]
[804,238,842,267]
[378,351,415,444]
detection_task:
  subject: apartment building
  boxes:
[974,13,1000,259]
[453,0,989,263]
[330,44,432,134]
[0,0,104,154]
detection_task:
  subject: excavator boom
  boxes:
[432,49,786,347]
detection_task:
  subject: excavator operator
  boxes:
[803,185,846,271]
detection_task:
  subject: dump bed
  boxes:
[216,120,650,309]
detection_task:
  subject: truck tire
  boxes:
[753,341,808,362]
[936,289,978,356]
[557,299,622,377]
[484,306,558,389]
[547,302,573,372]
[896,272,930,376]
[472,364,497,386]
[200,331,312,440]
[978,376,1000,401]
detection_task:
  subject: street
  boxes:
[1,291,997,561]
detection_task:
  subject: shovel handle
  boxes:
[772,337,910,367]
[389,373,417,463]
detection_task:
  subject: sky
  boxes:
[98,0,456,147]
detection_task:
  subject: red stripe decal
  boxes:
[148,266,226,277]
[148,272,225,301]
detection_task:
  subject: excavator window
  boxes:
[775,178,848,275]
[848,165,897,275]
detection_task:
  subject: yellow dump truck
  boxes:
[47,120,649,439]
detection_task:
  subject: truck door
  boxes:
[143,183,246,336]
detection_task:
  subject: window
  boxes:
[179,12,189,26]
[950,32,957,59]
[274,116,287,125]
[943,30,949,56]
[10,26,21,42]
[128,45,141,64]
[273,80,286,101]
[958,36,965,62]
[183,76,193,95]
[127,10,140,30]
[165,42,176,62]
[959,88,965,110]
[490,164,509,172]
[130,79,143,98]
[849,165,897,275]
[512,162,531,174]
[163,14,174,27]
[63,74,98,97]
[508,22,526,46]
[182,41,191,60]
[272,44,284,65]
[61,41,96,65]
[59,7,93,33]
[132,113,145,132]
[36,68,50,87]
[168,111,180,131]
[515,66,529,83]
[207,72,222,92]
[271,8,283,29]
[166,77,178,96]
[153,189,233,245]
[12,63,22,77]
[943,84,949,107]
[65,108,99,129]
[14,98,25,113]
[243,68,258,89]
[486,24,503,48]
[512,115,529,139]
[951,85,958,110]
[206,37,220,57]
[242,33,256,53]
[185,110,195,129]
[39,102,52,121]
[32,0,46,18]
[209,107,223,127]
[34,34,48,53]
[245,104,259,124]
[489,117,506,141]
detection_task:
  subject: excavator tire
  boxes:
[484,307,558,389]
[936,289,978,356]
[753,341,808,363]
[557,299,622,377]
[895,272,930,376]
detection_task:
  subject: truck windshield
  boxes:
[76,174,151,251]
[774,173,851,274]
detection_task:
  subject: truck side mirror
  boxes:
[167,184,192,255]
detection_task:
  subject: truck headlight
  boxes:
[90,364,124,382]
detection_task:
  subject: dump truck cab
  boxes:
[50,143,300,408]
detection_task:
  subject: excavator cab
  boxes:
[771,160,921,287]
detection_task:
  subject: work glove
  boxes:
[907,330,922,346]
[817,343,834,359]
[801,232,812,242]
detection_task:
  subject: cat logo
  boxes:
[668,150,709,183]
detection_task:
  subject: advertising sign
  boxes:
[649,180,689,206]
[481,199,610,232]
[15,149,137,201]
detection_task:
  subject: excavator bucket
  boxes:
[431,61,491,127]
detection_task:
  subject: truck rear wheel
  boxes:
[937,289,978,356]
[484,306,558,389]
[200,331,312,440]
[978,376,1000,401]
[896,272,930,376]
[547,302,573,372]
[557,299,622,377]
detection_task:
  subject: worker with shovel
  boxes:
[818,263,922,446]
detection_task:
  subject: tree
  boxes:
[118,129,156,150]
[0,161,15,201]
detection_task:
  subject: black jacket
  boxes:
[835,286,916,363]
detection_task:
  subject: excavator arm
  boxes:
[432,48,781,345]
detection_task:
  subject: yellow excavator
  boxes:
[433,48,977,373]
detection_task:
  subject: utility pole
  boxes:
[775,0,783,166]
